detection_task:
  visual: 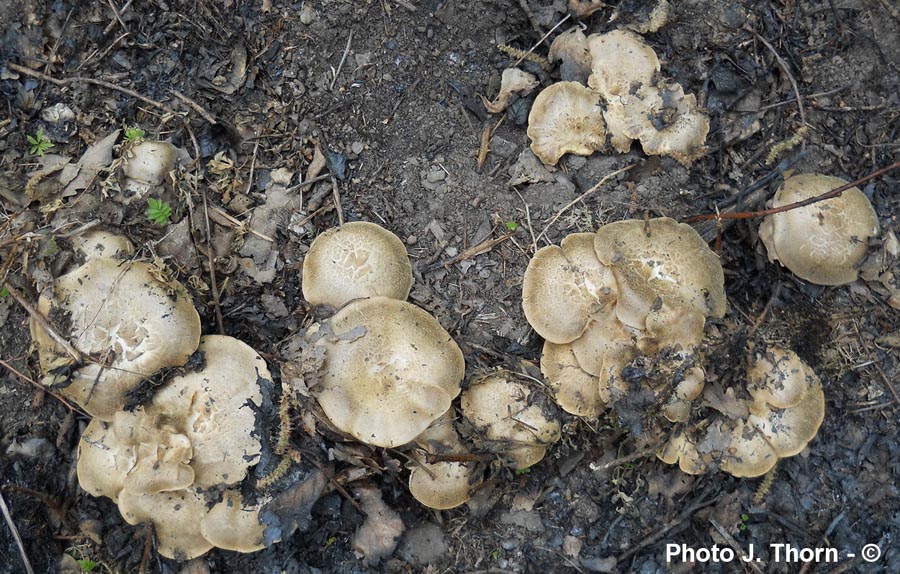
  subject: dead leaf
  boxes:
[61,130,120,197]
[351,482,405,566]
[259,468,329,546]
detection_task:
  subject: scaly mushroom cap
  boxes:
[200,490,268,553]
[302,221,414,309]
[118,488,214,560]
[718,419,779,478]
[30,258,201,420]
[123,141,177,186]
[604,83,710,165]
[662,367,705,423]
[569,311,635,382]
[461,372,561,470]
[312,297,465,448]
[594,218,726,326]
[76,419,137,500]
[548,27,592,82]
[586,30,660,100]
[123,431,195,495]
[71,230,135,260]
[657,430,707,475]
[638,305,706,355]
[758,174,880,285]
[522,235,617,344]
[541,341,604,417]
[409,410,475,509]
[483,68,539,114]
[527,82,607,166]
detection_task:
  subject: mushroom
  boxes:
[71,230,135,261]
[527,82,607,166]
[548,27,592,82]
[122,141,178,196]
[118,488,214,560]
[758,174,880,285]
[586,30,660,100]
[540,341,604,417]
[408,410,476,509]
[311,297,465,448]
[76,419,137,500]
[30,258,202,420]
[661,367,705,423]
[603,83,710,165]
[460,372,561,470]
[200,490,268,553]
[302,221,414,309]
[522,233,617,344]
[482,68,539,114]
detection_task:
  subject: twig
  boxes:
[42,7,74,78]
[745,26,806,137]
[331,176,344,226]
[170,90,217,124]
[518,0,545,35]
[588,445,658,473]
[0,358,86,415]
[709,519,765,574]
[392,0,417,11]
[330,31,354,91]
[208,206,275,242]
[616,494,720,562]
[245,131,261,195]
[2,283,84,364]
[748,282,782,337]
[513,188,538,254]
[103,0,133,34]
[684,159,900,223]
[200,189,225,335]
[476,123,492,173]
[105,0,130,33]
[422,233,513,273]
[513,13,572,68]
[537,163,635,242]
[0,492,36,574]
[383,77,421,124]
[6,62,177,116]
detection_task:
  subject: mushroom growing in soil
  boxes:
[122,140,178,198]
[302,221,414,310]
[759,173,880,285]
[31,258,201,420]
[527,82,607,166]
[586,29,660,100]
[408,410,477,509]
[310,296,465,448]
[71,229,135,261]
[482,67,539,114]
[460,372,561,469]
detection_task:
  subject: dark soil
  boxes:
[1,1,899,573]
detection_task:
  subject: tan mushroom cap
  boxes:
[527,82,607,166]
[123,432,194,495]
[569,311,635,382]
[662,367,705,423]
[758,174,880,285]
[638,305,706,355]
[719,419,779,478]
[748,378,824,458]
[594,218,726,322]
[541,341,604,417]
[30,258,202,421]
[586,30,660,100]
[123,141,177,186]
[482,68,539,114]
[71,230,135,260]
[747,347,814,415]
[548,27,592,81]
[146,335,267,487]
[200,490,268,553]
[409,411,475,509]
[312,297,465,448]
[302,221,414,309]
[657,431,707,475]
[118,488,214,560]
[523,237,617,344]
[604,83,710,165]
[76,419,137,500]
[461,372,561,470]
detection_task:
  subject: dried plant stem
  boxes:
[0,492,35,574]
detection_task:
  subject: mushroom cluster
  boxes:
[77,335,274,559]
[759,173,880,285]
[659,347,825,477]
[524,217,726,418]
[523,27,708,166]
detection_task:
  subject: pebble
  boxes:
[398,523,449,567]
[351,141,365,155]
[426,169,446,183]
[501,539,519,551]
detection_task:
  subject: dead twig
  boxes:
[421,232,513,274]
[0,358,87,415]
[745,26,806,138]
[709,519,765,574]
[170,89,217,124]
[2,283,84,364]
[0,492,36,574]
[616,493,721,562]
[513,13,572,68]
[517,0,545,35]
[103,0,133,34]
[330,31,354,91]
[105,0,130,33]
[331,176,344,226]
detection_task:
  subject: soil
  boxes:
[1,0,899,573]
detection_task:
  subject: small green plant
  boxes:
[27,127,54,156]
[739,513,750,531]
[77,558,97,573]
[124,125,146,141]
[323,536,337,548]
[514,467,531,475]
[0,286,8,297]
[491,548,501,560]
[505,221,520,232]
[146,198,172,226]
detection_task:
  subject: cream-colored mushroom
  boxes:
[662,367,705,423]
[548,27,592,82]
[30,258,202,420]
[71,230,135,260]
[586,30,660,100]
[76,419,137,500]
[408,410,475,509]
[302,221,414,309]
[200,490,268,553]
[122,141,177,196]
[718,419,779,478]
[482,68,539,114]
[758,174,879,285]
[311,297,465,448]
[461,372,561,470]
[527,82,607,166]
[540,341,604,417]
[118,488,213,560]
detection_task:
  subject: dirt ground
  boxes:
[1,0,899,573]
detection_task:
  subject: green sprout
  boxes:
[491,549,501,560]
[323,536,337,548]
[27,127,54,156]
[739,513,750,531]
[77,559,97,572]
[124,126,146,141]
[146,198,172,226]
[515,467,531,475]
[505,221,520,232]
[0,286,8,297]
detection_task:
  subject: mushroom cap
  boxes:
[118,488,214,560]
[522,236,617,344]
[758,174,879,285]
[123,431,195,495]
[460,372,561,470]
[200,490,268,553]
[527,82,607,166]
[586,30,660,100]
[662,367,705,423]
[302,221,414,309]
[123,141,177,186]
[30,258,202,420]
[483,67,539,114]
[76,419,137,500]
[548,27,592,81]
[569,311,635,382]
[594,218,726,322]
[638,305,706,355]
[71,230,135,260]
[541,340,604,417]
[312,297,465,448]
[747,347,814,414]
[718,419,779,478]
[409,411,474,509]
[144,335,267,487]
[657,431,707,475]
[747,376,824,458]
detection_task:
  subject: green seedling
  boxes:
[124,126,146,141]
[0,286,8,297]
[146,198,172,226]
[515,467,531,475]
[739,513,750,531]
[505,221,520,232]
[27,127,54,156]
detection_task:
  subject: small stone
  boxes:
[500,539,519,551]
[41,103,75,123]
[426,169,446,183]
[406,235,418,245]
[491,136,518,159]
[299,3,315,24]
[351,141,365,155]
